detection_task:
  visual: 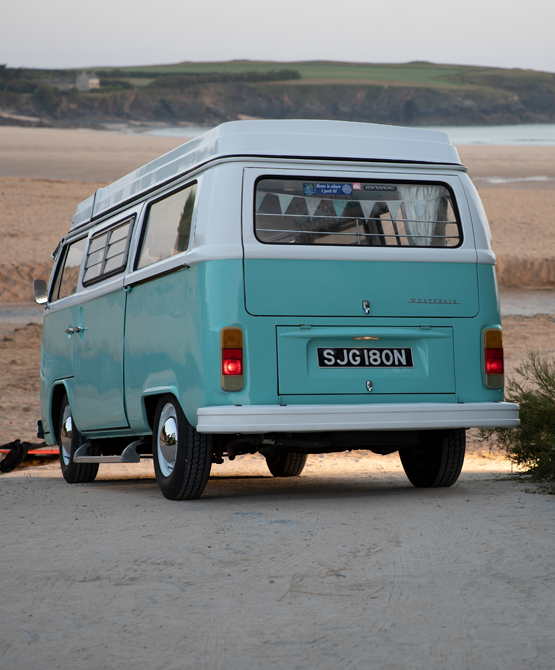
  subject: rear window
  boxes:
[254,178,461,248]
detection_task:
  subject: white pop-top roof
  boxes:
[71,119,462,229]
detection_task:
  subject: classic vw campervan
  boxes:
[34,120,519,500]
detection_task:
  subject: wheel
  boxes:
[399,429,465,488]
[0,440,30,473]
[58,394,99,484]
[153,395,212,500]
[265,452,308,477]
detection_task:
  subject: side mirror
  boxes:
[33,279,48,305]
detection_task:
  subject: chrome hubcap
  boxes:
[60,405,73,466]
[158,404,178,477]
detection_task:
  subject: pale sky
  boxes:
[3,0,555,73]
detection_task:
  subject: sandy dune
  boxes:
[1,127,555,303]
[0,126,554,446]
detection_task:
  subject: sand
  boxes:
[0,126,554,444]
[1,128,555,303]
[1,127,555,669]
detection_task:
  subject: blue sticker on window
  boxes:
[315,183,353,196]
[303,183,315,197]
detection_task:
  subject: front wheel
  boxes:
[58,394,99,484]
[153,395,212,500]
[265,452,308,477]
[399,429,465,488]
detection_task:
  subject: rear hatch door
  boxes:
[242,168,478,319]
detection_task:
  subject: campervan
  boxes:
[34,120,519,499]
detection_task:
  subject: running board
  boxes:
[73,440,144,464]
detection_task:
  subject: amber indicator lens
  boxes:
[222,349,243,375]
[485,329,503,348]
[222,328,243,348]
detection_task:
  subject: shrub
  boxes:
[147,69,301,89]
[484,349,555,482]
[33,83,62,115]
[5,79,37,93]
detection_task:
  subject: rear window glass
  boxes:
[52,237,86,301]
[137,182,197,269]
[255,178,461,248]
[83,217,134,285]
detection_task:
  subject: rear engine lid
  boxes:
[277,325,455,396]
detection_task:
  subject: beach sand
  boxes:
[0,126,554,446]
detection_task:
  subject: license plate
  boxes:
[317,347,414,368]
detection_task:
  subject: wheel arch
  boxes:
[142,387,190,431]
[51,381,72,444]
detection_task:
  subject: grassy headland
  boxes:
[1,60,555,128]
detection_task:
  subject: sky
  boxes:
[3,0,555,73]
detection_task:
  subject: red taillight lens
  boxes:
[222,349,242,375]
[485,349,504,375]
[484,328,504,389]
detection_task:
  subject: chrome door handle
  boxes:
[65,325,87,335]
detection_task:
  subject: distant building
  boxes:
[76,72,100,92]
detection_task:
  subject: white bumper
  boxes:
[196,402,519,434]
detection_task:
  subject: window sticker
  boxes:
[353,182,361,190]
[315,183,353,196]
[363,184,397,192]
[303,183,315,197]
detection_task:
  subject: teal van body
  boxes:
[36,120,519,499]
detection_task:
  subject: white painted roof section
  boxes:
[71,120,462,229]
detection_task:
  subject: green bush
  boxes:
[33,83,62,115]
[147,69,301,89]
[484,350,555,482]
[5,79,36,93]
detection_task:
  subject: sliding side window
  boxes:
[136,182,197,270]
[82,217,135,286]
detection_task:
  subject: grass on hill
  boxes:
[98,60,555,90]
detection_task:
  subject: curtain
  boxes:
[397,185,441,247]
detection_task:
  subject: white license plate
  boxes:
[317,347,414,368]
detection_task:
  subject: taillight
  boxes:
[223,349,242,375]
[484,328,504,389]
[220,328,244,391]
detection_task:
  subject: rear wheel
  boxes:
[399,429,465,488]
[265,452,308,477]
[58,395,99,484]
[153,395,212,500]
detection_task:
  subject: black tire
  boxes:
[0,440,30,473]
[265,452,308,477]
[399,429,465,488]
[153,395,212,500]
[58,394,99,484]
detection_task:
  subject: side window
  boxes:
[51,237,87,301]
[83,217,134,286]
[137,182,197,270]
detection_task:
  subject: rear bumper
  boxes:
[196,402,519,434]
